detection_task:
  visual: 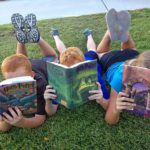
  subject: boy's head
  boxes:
[60,47,85,67]
[1,54,33,79]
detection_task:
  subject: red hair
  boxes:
[60,47,84,67]
[1,54,32,76]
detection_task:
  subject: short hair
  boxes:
[60,47,85,67]
[1,54,32,76]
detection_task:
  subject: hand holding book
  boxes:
[88,82,108,109]
[116,91,136,114]
[44,85,57,101]
[1,106,23,126]
[88,82,103,101]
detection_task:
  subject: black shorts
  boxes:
[100,49,139,72]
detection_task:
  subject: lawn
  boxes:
[0,9,150,150]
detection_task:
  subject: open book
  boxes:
[47,60,98,109]
[0,76,37,115]
[123,65,150,117]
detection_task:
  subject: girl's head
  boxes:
[60,47,85,67]
[127,50,150,68]
[136,50,150,69]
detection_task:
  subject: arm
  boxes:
[105,89,120,124]
[44,85,58,116]
[13,115,46,128]
[105,88,136,125]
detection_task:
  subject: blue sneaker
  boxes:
[83,28,93,37]
[11,13,27,44]
[50,28,59,36]
[25,13,40,43]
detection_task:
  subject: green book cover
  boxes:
[47,60,98,109]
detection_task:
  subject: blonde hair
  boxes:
[136,50,150,69]
[1,54,32,76]
[60,47,84,67]
[125,50,150,68]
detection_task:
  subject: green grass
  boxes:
[0,9,150,150]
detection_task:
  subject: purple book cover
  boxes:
[123,65,150,117]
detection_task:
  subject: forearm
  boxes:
[104,88,120,125]
[96,98,109,110]
[45,101,58,116]
[0,121,12,132]
[14,115,46,128]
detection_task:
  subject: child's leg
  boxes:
[51,29,66,54]
[83,28,96,51]
[86,35,96,51]
[38,37,57,58]
[121,35,136,50]
[97,30,111,54]
[53,35,66,54]
[16,42,28,56]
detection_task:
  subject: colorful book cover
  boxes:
[47,60,98,109]
[0,77,37,115]
[123,65,150,117]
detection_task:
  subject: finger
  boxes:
[45,89,56,94]
[118,92,129,98]
[8,107,17,118]
[88,94,102,100]
[2,117,10,124]
[117,105,135,110]
[2,112,13,121]
[89,90,101,94]
[44,94,57,100]
[46,94,57,98]
[14,107,22,116]
[90,96,102,101]
[96,82,101,90]
[46,85,53,89]
[119,97,135,103]
[117,102,136,107]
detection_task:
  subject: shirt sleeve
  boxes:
[35,77,47,115]
[110,70,123,93]
[36,95,46,115]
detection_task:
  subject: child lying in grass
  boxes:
[88,8,150,124]
[44,29,110,116]
[0,13,58,132]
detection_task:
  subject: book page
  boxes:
[0,76,35,86]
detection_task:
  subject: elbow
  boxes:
[104,112,119,125]
[0,125,12,132]
[31,115,46,128]
[105,117,119,125]
[39,116,46,126]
